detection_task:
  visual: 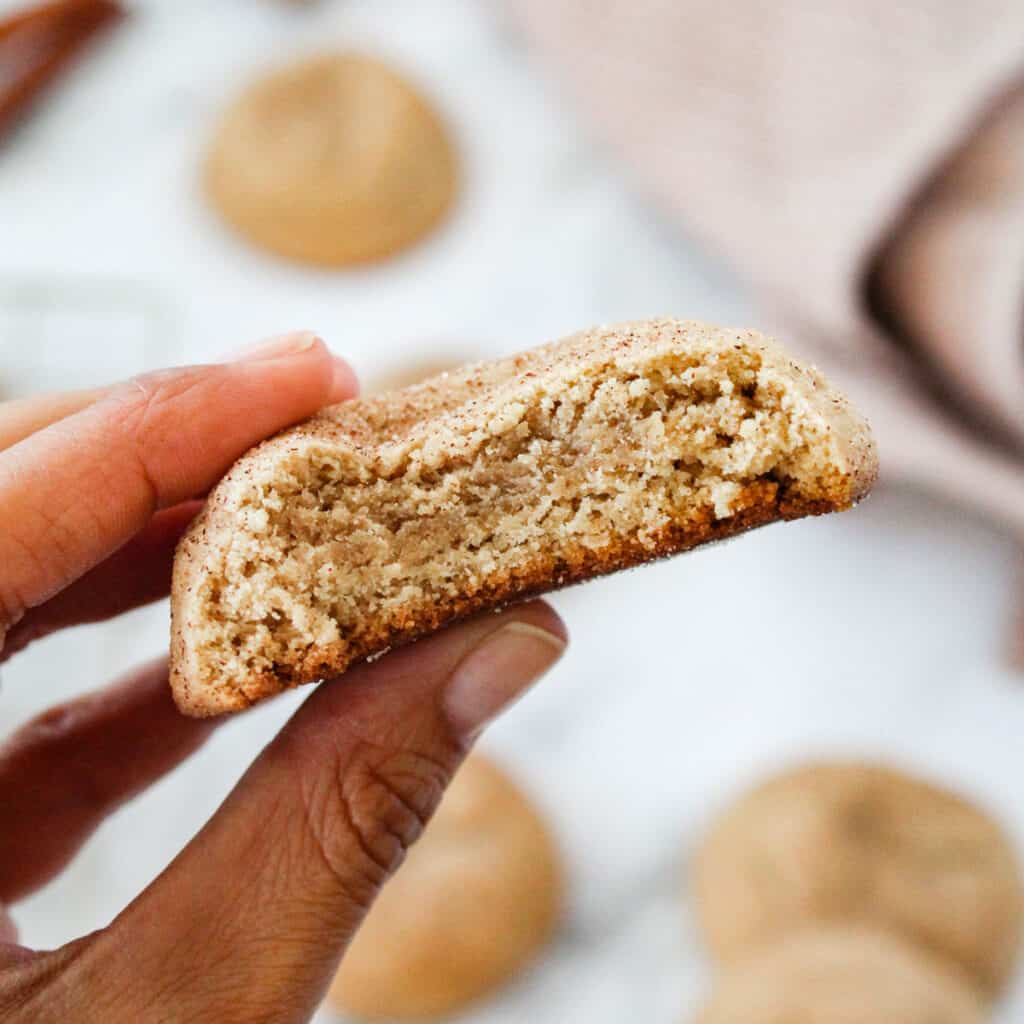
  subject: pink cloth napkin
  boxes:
[509,1,1024,535]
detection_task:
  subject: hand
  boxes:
[0,335,567,1023]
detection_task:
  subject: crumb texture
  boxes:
[171,319,877,715]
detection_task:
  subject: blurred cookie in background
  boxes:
[205,52,458,267]
[692,761,1024,997]
[326,754,563,1020]
[695,925,983,1023]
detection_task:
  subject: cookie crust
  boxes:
[171,319,877,716]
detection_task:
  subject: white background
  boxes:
[2,1,1024,1020]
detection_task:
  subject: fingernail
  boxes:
[328,356,360,402]
[444,622,566,740]
[226,332,320,362]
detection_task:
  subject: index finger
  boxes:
[0,334,356,644]
[0,387,108,453]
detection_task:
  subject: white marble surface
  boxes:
[2,1,1024,1020]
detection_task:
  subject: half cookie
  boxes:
[171,319,877,716]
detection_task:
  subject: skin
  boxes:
[0,335,568,1023]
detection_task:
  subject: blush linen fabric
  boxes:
[508,1,1024,535]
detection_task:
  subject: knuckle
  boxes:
[0,943,87,1021]
[298,741,452,900]
[18,702,76,742]
[119,366,212,429]
[6,699,120,813]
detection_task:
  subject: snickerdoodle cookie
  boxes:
[205,53,457,266]
[171,319,876,716]
[693,761,1024,995]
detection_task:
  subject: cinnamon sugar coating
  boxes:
[171,319,877,716]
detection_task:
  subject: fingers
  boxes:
[90,603,566,1023]
[0,388,107,453]
[0,502,202,663]
[0,659,220,904]
[0,335,357,647]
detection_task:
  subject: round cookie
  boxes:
[693,761,1024,995]
[695,925,984,1023]
[205,53,457,266]
[327,754,562,1020]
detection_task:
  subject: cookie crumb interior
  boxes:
[183,326,865,709]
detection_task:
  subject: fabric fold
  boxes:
[508,0,1024,535]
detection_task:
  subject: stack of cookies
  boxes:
[689,761,1024,1022]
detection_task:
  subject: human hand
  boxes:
[0,334,567,1022]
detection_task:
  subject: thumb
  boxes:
[78,602,565,1023]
